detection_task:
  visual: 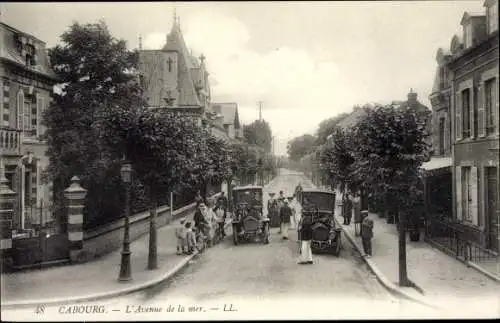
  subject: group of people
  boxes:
[175,191,229,255]
[267,189,301,240]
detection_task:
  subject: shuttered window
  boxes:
[470,166,479,226]
[456,166,462,221]
[485,78,496,136]
[36,95,43,137]
[456,92,462,140]
[17,90,24,129]
[462,89,471,138]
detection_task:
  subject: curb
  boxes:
[333,217,439,310]
[466,260,500,283]
[2,221,232,310]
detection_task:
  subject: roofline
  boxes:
[1,22,46,45]
[0,57,60,82]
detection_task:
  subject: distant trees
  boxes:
[243,120,273,153]
[287,134,318,162]
[315,112,350,145]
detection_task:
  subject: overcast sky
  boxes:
[1,1,485,155]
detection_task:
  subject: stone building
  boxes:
[0,22,58,251]
[447,0,499,252]
[139,13,229,140]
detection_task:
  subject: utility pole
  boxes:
[257,101,263,121]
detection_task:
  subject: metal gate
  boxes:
[11,202,69,269]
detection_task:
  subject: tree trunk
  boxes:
[398,208,410,286]
[148,195,158,270]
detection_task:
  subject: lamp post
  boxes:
[118,159,132,281]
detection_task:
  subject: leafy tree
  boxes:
[319,127,358,194]
[287,134,318,162]
[352,104,431,287]
[100,107,206,269]
[43,20,142,229]
[243,120,273,153]
[315,112,350,145]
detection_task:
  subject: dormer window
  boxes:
[486,0,498,33]
[464,22,473,48]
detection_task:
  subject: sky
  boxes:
[1,1,486,156]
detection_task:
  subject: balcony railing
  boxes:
[0,127,22,156]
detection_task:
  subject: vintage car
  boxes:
[231,186,270,245]
[298,189,342,256]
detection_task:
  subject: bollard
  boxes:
[64,176,87,263]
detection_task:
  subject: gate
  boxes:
[11,202,69,269]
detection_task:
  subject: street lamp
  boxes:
[118,158,132,281]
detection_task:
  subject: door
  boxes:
[486,167,499,252]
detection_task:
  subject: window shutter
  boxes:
[444,114,449,153]
[36,95,43,137]
[496,78,499,135]
[456,166,462,221]
[469,87,475,138]
[36,163,41,208]
[478,83,486,137]
[17,91,24,129]
[470,166,479,226]
[456,92,462,140]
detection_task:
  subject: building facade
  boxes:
[139,14,221,133]
[0,22,58,251]
[448,0,499,252]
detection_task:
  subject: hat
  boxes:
[284,199,289,204]
[199,203,206,208]
[180,220,185,224]
[269,192,276,197]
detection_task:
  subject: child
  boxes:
[175,220,186,255]
[184,222,197,254]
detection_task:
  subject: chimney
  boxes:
[407,88,418,105]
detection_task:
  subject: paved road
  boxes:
[2,170,441,320]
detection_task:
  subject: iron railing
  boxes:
[425,218,498,263]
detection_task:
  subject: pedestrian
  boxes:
[361,215,374,257]
[204,202,217,247]
[193,203,207,231]
[297,213,313,265]
[216,191,228,224]
[288,196,297,229]
[295,182,303,202]
[277,190,286,233]
[343,193,353,225]
[280,199,292,240]
[184,222,197,254]
[175,220,187,255]
[214,205,226,238]
[195,190,203,208]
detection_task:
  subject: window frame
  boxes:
[462,88,471,137]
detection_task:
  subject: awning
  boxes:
[422,156,452,171]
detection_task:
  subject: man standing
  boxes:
[216,192,228,236]
[280,199,292,240]
[343,193,353,225]
[361,215,374,257]
[297,213,313,265]
[288,196,297,229]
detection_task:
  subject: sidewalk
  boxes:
[334,198,500,301]
[1,210,228,307]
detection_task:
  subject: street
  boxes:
[1,170,443,321]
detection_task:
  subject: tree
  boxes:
[319,127,358,194]
[101,107,206,269]
[43,20,142,229]
[352,104,431,287]
[315,112,350,145]
[287,134,317,162]
[243,120,273,153]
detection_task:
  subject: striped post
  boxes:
[0,166,16,254]
[64,176,87,262]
